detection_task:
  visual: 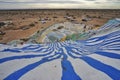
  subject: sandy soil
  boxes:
[0,9,120,43]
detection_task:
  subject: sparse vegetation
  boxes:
[0,31,5,35]
[20,38,29,42]
[0,22,5,27]
[29,23,35,27]
[0,9,120,43]
[57,26,64,29]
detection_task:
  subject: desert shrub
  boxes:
[22,18,25,20]
[0,31,5,35]
[57,26,64,29]
[82,19,87,22]
[29,23,35,27]
[20,25,29,30]
[0,22,5,27]
[35,22,38,24]
[20,38,29,42]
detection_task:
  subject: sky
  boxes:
[0,0,120,9]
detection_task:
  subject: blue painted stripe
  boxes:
[102,40,120,45]
[101,44,120,48]
[4,54,61,80]
[21,45,41,50]
[2,49,21,53]
[0,55,42,64]
[95,51,120,59]
[61,59,81,80]
[0,48,54,64]
[103,48,120,51]
[65,47,78,58]
[81,56,120,80]
[34,47,52,52]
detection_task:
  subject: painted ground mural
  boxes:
[0,19,120,80]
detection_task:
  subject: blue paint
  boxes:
[102,40,120,45]
[0,54,43,64]
[2,48,21,53]
[88,35,107,42]
[95,51,120,59]
[65,47,78,58]
[101,44,120,48]
[0,47,55,64]
[4,54,61,80]
[21,45,41,50]
[81,56,120,80]
[105,36,120,42]
[104,48,120,51]
[34,46,52,52]
[61,59,81,80]
[58,48,68,60]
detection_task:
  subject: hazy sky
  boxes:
[0,0,120,9]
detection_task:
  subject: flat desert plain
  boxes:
[0,9,120,44]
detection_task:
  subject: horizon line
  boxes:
[0,8,120,10]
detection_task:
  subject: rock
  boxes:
[0,22,5,27]
[57,26,64,29]
[29,23,35,27]
[0,31,5,35]
[82,19,87,22]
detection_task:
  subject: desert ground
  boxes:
[0,9,120,44]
